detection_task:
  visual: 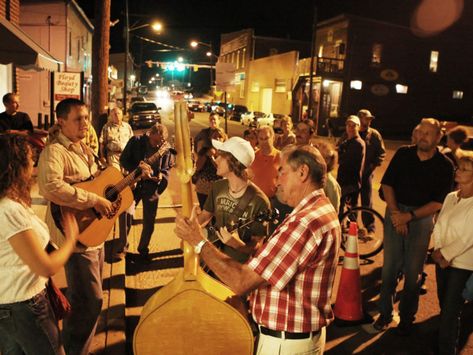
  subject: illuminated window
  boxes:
[275,79,286,93]
[453,90,463,99]
[318,45,324,57]
[372,43,382,64]
[236,50,240,69]
[395,84,408,94]
[430,51,439,72]
[350,80,362,90]
[242,48,246,68]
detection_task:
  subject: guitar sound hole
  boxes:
[105,186,119,202]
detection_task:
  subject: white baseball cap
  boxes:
[212,136,255,167]
[346,115,361,126]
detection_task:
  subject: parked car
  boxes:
[257,113,278,127]
[241,111,265,126]
[188,100,206,112]
[211,102,229,116]
[230,105,249,121]
[130,96,146,104]
[128,102,161,129]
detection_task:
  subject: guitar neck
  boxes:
[112,142,170,195]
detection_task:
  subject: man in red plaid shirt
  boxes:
[176,145,341,354]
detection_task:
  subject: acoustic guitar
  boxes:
[51,141,172,247]
[133,101,254,355]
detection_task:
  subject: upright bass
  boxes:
[133,101,254,354]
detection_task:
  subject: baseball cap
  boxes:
[358,109,375,119]
[346,115,361,126]
[212,136,255,167]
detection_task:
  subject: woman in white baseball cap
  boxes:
[196,137,270,264]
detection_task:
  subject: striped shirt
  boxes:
[248,189,341,333]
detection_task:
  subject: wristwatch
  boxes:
[194,239,208,254]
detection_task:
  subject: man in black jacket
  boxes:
[120,123,175,262]
[337,115,366,217]
[358,109,386,232]
[0,93,33,133]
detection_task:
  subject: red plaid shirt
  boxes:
[247,189,341,332]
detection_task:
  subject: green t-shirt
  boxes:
[204,179,270,263]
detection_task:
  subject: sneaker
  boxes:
[396,320,413,336]
[373,316,393,332]
[419,272,428,295]
[112,251,126,262]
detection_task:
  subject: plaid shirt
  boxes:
[247,189,341,333]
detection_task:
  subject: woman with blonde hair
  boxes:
[0,134,78,355]
[311,138,341,213]
[432,150,473,354]
[274,115,296,150]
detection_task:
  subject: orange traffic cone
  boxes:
[333,222,371,326]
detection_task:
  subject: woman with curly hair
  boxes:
[193,127,227,208]
[0,134,77,355]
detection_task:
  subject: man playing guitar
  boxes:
[37,98,151,355]
[120,123,175,263]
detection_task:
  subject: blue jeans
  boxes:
[136,196,159,256]
[378,205,434,323]
[0,290,65,355]
[62,249,104,355]
[436,265,472,355]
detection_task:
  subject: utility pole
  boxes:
[123,0,130,113]
[308,4,318,133]
[91,0,110,131]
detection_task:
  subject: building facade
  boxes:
[292,14,473,138]
[219,28,309,111]
[18,0,92,125]
[245,51,298,115]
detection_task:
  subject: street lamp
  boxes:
[124,0,163,112]
[190,40,216,88]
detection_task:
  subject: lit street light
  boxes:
[124,0,162,112]
[190,40,216,89]
[129,21,163,32]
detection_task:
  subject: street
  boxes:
[123,111,473,354]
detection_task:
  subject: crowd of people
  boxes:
[0,92,472,354]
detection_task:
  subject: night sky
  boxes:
[76,0,472,91]
[76,1,428,58]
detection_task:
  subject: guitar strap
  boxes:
[231,183,256,223]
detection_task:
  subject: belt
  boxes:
[259,326,319,340]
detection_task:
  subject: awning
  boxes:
[0,18,62,72]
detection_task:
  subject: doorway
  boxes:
[261,88,273,114]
